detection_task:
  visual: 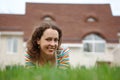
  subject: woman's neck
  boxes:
[39,52,56,66]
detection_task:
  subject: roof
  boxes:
[0,3,120,43]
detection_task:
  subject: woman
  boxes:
[25,21,70,69]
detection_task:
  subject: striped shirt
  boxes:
[25,47,70,69]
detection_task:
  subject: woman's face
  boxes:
[37,28,59,55]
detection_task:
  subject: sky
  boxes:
[0,0,120,16]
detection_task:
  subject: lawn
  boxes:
[0,65,120,80]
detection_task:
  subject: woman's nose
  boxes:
[50,41,56,46]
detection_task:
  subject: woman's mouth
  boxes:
[47,46,56,54]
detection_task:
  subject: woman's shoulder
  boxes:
[60,46,70,52]
[57,46,70,57]
[25,51,31,59]
[25,51,35,66]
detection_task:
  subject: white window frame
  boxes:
[83,34,106,53]
[7,37,18,54]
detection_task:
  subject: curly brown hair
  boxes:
[27,21,62,63]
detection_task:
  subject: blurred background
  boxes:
[0,0,120,68]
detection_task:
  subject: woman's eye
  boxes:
[46,38,59,42]
[54,38,59,42]
[46,38,52,41]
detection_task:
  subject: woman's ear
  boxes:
[37,38,40,45]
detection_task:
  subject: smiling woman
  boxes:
[25,21,70,69]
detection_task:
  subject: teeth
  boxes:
[48,46,55,49]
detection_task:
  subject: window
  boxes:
[7,37,18,54]
[86,17,97,22]
[42,16,54,21]
[83,34,106,53]
[43,16,52,21]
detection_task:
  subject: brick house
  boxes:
[0,3,120,67]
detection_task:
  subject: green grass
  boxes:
[0,65,120,80]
